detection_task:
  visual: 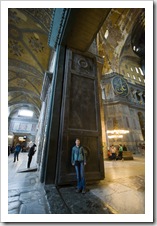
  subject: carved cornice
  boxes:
[9,117,38,123]
[48,8,69,49]
[101,72,145,109]
[103,98,145,110]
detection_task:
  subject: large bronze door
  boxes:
[55,49,104,185]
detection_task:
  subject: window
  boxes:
[18,110,33,117]
[130,67,133,72]
[133,75,136,80]
[138,77,141,82]
[135,67,139,73]
[127,73,130,77]
[139,67,144,76]
[104,29,109,39]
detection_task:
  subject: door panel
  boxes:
[56,49,104,185]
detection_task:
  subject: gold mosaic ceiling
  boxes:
[8,8,53,115]
[97,8,145,75]
[8,8,145,116]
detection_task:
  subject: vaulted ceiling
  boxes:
[8,8,145,117]
[8,9,53,116]
[97,8,145,83]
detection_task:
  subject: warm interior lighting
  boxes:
[8,135,13,138]
[108,135,123,139]
[107,130,130,134]
[18,137,26,141]
[18,110,33,117]
[107,130,129,139]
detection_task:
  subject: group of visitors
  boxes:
[108,144,127,160]
[11,142,36,168]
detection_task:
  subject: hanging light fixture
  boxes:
[107,130,129,134]
[107,130,129,139]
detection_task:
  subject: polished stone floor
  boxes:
[88,158,145,214]
[8,152,145,214]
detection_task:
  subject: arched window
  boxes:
[135,67,139,73]
[104,29,109,39]
[139,67,144,76]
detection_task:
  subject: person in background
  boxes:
[11,146,15,153]
[13,143,21,162]
[71,138,86,194]
[8,145,11,156]
[118,144,123,160]
[123,144,127,151]
[110,144,117,160]
[27,144,36,168]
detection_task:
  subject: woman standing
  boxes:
[71,138,86,194]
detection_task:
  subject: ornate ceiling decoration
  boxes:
[97,8,145,81]
[8,8,53,116]
[8,8,145,117]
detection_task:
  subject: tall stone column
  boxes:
[39,85,52,182]
[42,45,67,184]
[96,56,108,159]
[36,71,53,164]
[35,101,46,167]
[36,71,52,180]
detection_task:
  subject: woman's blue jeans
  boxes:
[75,161,86,190]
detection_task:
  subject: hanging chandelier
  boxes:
[107,130,129,139]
